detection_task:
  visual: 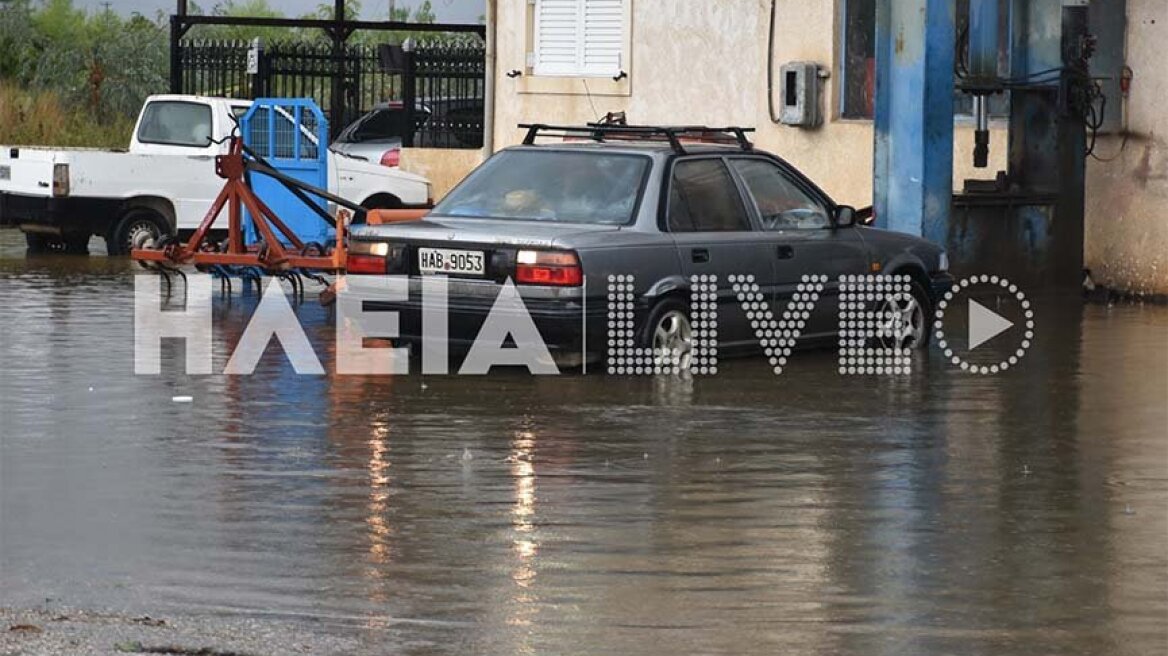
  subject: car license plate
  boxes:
[418,247,485,276]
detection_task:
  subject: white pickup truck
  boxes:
[0,94,432,255]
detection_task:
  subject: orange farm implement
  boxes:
[131,136,367,300]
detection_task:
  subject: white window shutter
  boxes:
[582,0,623,76]
[534,0,581,76]
[534,0,624,77]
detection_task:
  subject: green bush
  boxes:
[0,83,135,148]
[0,0,168,123]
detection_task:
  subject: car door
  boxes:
[727,157,870,339]
[664,157,775,350]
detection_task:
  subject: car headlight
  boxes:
[938,251,949,272]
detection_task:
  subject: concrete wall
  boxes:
[1084,0,1167,295]
[399,148,485,200]
[490,0,1007,209]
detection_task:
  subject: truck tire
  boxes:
[25,232,61,254]
[26,232,90,254]
[109,208,170,256]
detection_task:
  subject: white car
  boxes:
[0,94,433,255]
[330,98,485,167]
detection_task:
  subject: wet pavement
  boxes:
[1,230,1166,655]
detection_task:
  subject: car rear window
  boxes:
[433,150,650,224]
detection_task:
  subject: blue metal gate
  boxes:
[240,98,332,245]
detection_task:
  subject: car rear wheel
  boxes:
[876,279,930,350]
[639,297,694,371]
[110,209,170,256]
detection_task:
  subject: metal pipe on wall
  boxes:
[482,0,497,157]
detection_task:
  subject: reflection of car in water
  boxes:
[345,124,953,367]
[331,98,485,167]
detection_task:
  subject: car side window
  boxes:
[667,159,752,232]
[730,158,829,230]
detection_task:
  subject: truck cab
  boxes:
[128,95,246,157]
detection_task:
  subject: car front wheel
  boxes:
[876,279,931,350]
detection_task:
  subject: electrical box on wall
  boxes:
[779,62,822,128]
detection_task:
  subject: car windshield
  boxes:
[433,150,649,224]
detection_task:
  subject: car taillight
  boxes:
[52,163,69,197]
[347,253,388,274]
[348,241,408,274]
[380,148,401,167]
[515,250,583,286]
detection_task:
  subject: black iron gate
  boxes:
[173,39,483,145]
[253,42,394,135]
[168,0,485,142]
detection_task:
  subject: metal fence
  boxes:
[173,39,483,147]
[175,40,253,100]
[402,44,486,148]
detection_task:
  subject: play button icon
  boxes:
[967,299,1014,349]
[935,275,1035,375]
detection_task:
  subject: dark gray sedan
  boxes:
[346,125,952,368]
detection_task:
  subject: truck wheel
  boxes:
[25,232,63,254]
[110,209,170,256]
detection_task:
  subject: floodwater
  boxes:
[1,231,1166,655]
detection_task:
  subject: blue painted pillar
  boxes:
[873,0,956,244]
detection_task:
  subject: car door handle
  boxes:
[691,248,710,263]
[776,244,795,259]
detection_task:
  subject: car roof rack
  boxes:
[517,123,755,154]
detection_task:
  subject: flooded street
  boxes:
[1,231,1166,655]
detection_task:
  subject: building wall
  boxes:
[1084,0,1167,295]
[490,0,1007,209]
[399,148,485,200]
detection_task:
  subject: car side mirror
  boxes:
[833,205,857,228]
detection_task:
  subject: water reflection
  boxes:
[1,232,1165,655]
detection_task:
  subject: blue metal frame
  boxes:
[872,0,955,243]
[239,98,331,246]
[842,0,1008,121]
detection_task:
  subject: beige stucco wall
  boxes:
[490,0,1007,209]
[399,148,485,200]
[1084,0,1167,295]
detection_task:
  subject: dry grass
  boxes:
[0,83,135,149]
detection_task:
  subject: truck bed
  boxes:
[1,146,222,230]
